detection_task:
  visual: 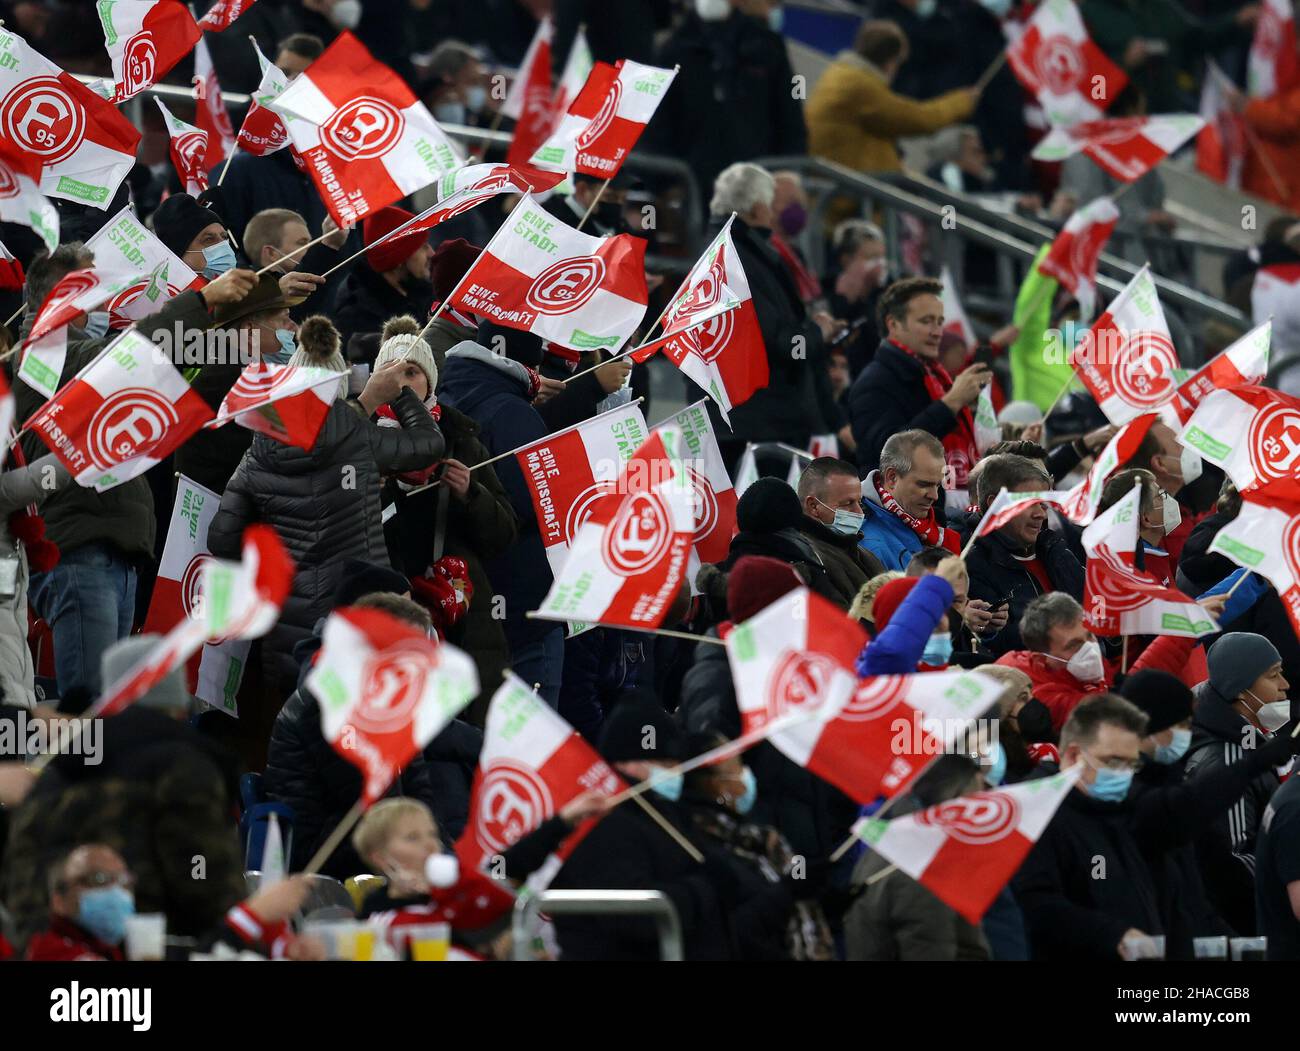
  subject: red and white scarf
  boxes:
[872,472,961,554]
[891,339,980,489]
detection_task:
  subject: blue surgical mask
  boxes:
[915,0,938,18]
[984,741,1007,786]
[1087,766,1133,803]
[82,311,110,340]
[1154,727,1191,765]
[465,85,488,114]
[434,102,467,126]
[978,0,1013,17]
[77,885,135,945]
[921,632,953,666]
[647,767,683,803]
[768,6,784,32]
[818,498,864,537]
[201,240,237,279]
[735,766,757,815]
[274,329,296,360]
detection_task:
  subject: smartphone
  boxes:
[972,346,996,369]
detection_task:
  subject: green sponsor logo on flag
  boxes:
[731,624,755,661]
[1160,613,1213,635]
[314,669,348,710]
[535,146,565,165]
[944,675,984,711]
[202,566,234,631]
[1182,426,1230,461]
[569,329,620,349]
[1213,535,1265,567]
[98,1,118,45]
[55,178,109,204]
[860,818,887,845]
[20,355,58,392]
[30,211,57,252]
[220,655,243,715]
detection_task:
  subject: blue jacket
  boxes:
[859,497,923,571]
[856,575,954,676]
[438,343,554,647]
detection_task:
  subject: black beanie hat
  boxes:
[736,477,803,534]
[333,559,411,608]
[476,318,544,369]
[598,690,685,762]
[1120,670,1193,735]
[150,193,224,258]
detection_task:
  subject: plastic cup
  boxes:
[124,913,166,961]
[405,923,450,961]
[352,926,376,962]
[1193,936,1228,961]
[1230,936,1267,961]
[1122,933,1165,961]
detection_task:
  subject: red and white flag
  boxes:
[940,265,975,349]
[532,427,695,629]
[1082,483,1218,638]
[1249,0,1299,98]
[366,163,565,264]
[1197,60,1247,188]
[554,26,594,122]
[306,607,480,804]
[971,486,1076,543]
[0,370,12,441]
[1057,412,1158,525]
[94,524,294,717]
[198,0,257,31]
[85,205,203,329]
[1071,265,1180,425]
[1179,385,1300,502]
[98,0,201,103]
[516,400,649,574]
[0,240,22,291]
[269,32,465,225]
[631,216,766,419]
[0,141,58,251]
[1033,114,1205,182]
[449,191,648,353]
[726,587,1005,802]
[652,399,738,567]
[1209,490,1300,639]
[503,18,556,167]
[194,34,236,168]
[142,473,221,645]
[1172,320,1270,425]
[237,39,290,156]
[156,98,210,196]
[1251,263,1300,350]
[853,770,1077,924]
[206,361,344,450]
[25,327,214,491]
[0,32,141,207]
[23,259,141,346]
[531,59,676,178]
[1006,0,1127,126]
[1036,195,1119,318]
[456,672,620,874]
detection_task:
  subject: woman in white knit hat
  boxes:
[375,316,519,722]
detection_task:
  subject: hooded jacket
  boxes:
[207,388,444,689]
[436,341,554,649]
[1183,680,1286,935]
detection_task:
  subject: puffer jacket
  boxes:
[795,514,886,610]
[208,387,444,690]
[383,402,518,725]
[0,454,69,707]
[13,290,213,559]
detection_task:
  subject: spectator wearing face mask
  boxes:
[542,171,636,239]
[768,171,821,304]
[1185,632,1295,936]
[794,457,885,610]
[904,545,1006,665]
[420,40,491,130]
[1116,418,1208,565]
[824,219,890,377]
[977,664,1058,779]
[995,592,1218,733]
[25,845,133,960]
[855,559,965,676]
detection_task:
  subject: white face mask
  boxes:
[1178,445,1203,485]
[1247,690,1290,733]
[1161,494,1181,534]
[331,0,362,30]
[1048,639,1106,683]
[696,0,731,20]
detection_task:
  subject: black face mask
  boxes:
[1015,698,1054,743]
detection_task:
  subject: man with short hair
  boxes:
[860,429,960,570]
[1118,418,1208,563]
[795,456,885,608]
[965,454,1085,656]
[422,39,491,127]
[847,276,992,479]
[995,592,1216,732]
[25,845,133,960]
[242,207,349,320]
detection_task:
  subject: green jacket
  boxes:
[1009,245,1079,411]
[13,290,214,560]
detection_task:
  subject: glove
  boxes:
[410,573,461,634]
[432,556,473,613]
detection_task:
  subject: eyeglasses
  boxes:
[65,871,134,891]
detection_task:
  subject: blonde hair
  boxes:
[849,571,903,623]
[351,798,438,862]
[974,665,1031,717]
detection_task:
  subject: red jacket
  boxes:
[996,633,1200,732]
[24,916,125,961]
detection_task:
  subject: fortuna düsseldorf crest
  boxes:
[576,77,621,150]
[87,389,180,471]
[841,676,908,722]
[766,650,839,721]
[601,490,672,575]
[915,792,1022,846]
[526,256,607,315]
[321,96,405,160]
[1,77,85,163]
[1112,332,1178,407]
[354,640,435,735]
[1248,401,1300,483]
[476,760,554,854]
[1036,35,1084,94]
[121,33,157,99]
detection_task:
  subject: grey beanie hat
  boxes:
[1207,632,1282,701]
[100,635,192,714]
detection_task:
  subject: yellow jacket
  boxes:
[806,52,976,174]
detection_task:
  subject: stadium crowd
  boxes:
[1,0,1300,966]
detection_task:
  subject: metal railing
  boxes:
[511,890,684,961]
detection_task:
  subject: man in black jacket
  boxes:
[699,164,840,470]
[794,456,885,610]
[848,276,991,475]
[1184,632,1293,935]
[964,454,1085,656]
[241,207,352,322]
